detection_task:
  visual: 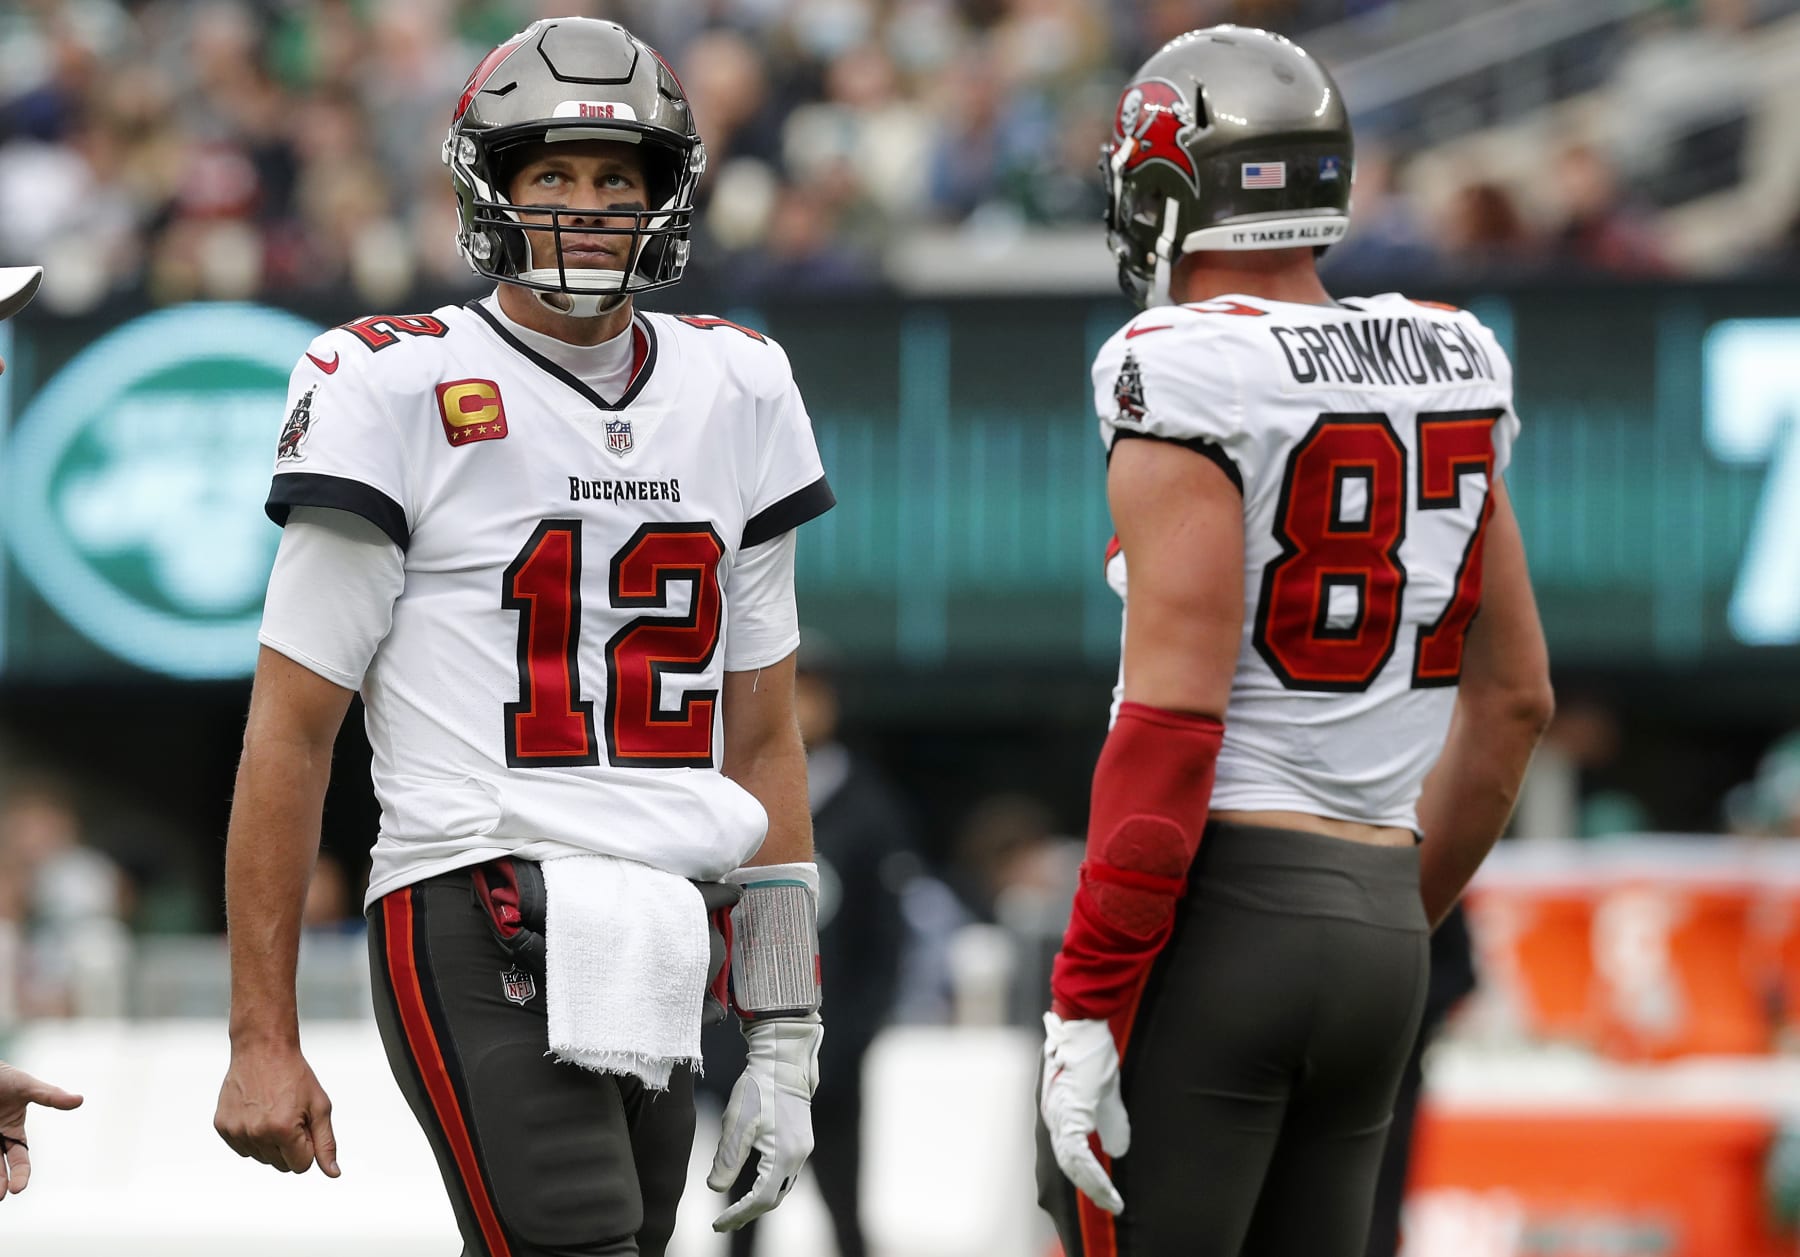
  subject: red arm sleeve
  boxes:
[1050,701,1222,1025]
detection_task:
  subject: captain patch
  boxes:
[436,378,509,446]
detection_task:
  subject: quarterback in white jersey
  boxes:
[1037,28,1554,1257]
[264,297,830,902]
[215,20,830,1256]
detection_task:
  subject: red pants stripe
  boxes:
[382,888,514,1257]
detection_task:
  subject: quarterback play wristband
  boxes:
[724,861,822,1019]
[1051,701,1223,1022]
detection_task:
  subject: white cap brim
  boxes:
[0,266,44,321]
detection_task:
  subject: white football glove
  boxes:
[708,1014,822,1231]
[1039,1010,1130,1215]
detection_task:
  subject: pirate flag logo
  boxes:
[277,386,316,461]
[1113,79,1201,189]
[1114,351,1147,423]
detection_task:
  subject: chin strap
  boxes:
[1146,198,1181,309]
[529,287,628,318]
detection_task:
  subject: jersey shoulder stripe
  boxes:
[266,471,410,550]
[1108,428,1244,492]
[742,475,835,549]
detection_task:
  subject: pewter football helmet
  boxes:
[1103,27,1353,308]
[445,18,705,316]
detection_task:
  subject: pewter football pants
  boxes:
[1037,821,1430,1257]
[369,871,694,1257]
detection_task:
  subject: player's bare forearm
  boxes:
[1415,691,1549,926]
[1414,483,1552,927]
[225,745,327,1045]
[721,653,813,867]
[225,647,355,1047]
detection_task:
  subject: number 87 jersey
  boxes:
[1094,293,1520,833]
[265,302,833,904]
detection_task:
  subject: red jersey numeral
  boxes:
[504,521,598,766]
[1412,410,1502,685]
[503,521,726,769]
[338,314,449,351]
[1253,415,1409,691]
[675,315,766,343]
[604,524,725,767]
[1253,409,1501,693]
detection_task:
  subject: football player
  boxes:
[0,265,86,1205]
[212,20,831,1257]
[1037,27,1553,1256]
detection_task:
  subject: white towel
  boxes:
[543,854,710,1090]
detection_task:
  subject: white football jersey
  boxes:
[1093,293,1520,831]
[266,301,833,903]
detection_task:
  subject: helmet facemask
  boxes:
[447,121,706,318]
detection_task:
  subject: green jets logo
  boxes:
[2,304,323,678]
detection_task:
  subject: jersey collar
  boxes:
[465,299,658,412]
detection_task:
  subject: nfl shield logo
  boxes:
[501,967,536,1006]
[605,417,633,455]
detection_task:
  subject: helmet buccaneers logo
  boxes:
[1113,79,1200,189]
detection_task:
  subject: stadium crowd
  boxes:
[2,0,1797,314]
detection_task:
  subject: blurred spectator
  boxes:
[947,791,1071,922]
[0,778,130,1019]
[1517,698,1654,840]
[1606,0,1756,207]
[889,862,973,1024]
[0,0,1785,308]
[1723,730,1800,837]
[945,791,1080,1025]
[1438,177,1544,279]
[1549,143,1667,276]
[784,41,932,219]
[720,176,880,297]
[702,638,917,1257]
[924,48,1020,222]
[683,29,783,170]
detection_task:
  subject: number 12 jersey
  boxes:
[265,302,833,903]
[1093,293,1519,832]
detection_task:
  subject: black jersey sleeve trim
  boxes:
[266,472,411,550]
[1107,428,1244,493]
[742,475,836,549]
